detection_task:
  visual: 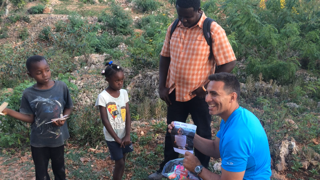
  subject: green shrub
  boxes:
[22,16,31,23]
[0,27,8,39]
[38,26,52,41]
[68,106,104,146]
[0,81,34,147]
[204,0,320,81]
[134,0,160,12]
[19,28,29,41]
[79,0,95,4]
[98,3,133,35]
[7,14,21,23]
[28,4,45,14]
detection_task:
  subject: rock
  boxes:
[275,140,289,172]
[126,71,159,103]
[286,102,299,108]
[43,6,53,14]
[284,119,298,129]
[317,102,320,108]
[300,161,309,170]
[271,169,287,180]
[140,131,144,135]
[275,138,299,172]
[213,162,221,172]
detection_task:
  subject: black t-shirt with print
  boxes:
[20,81,73,147]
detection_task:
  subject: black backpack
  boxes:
[170,18,215,60]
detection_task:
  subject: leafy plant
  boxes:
[28,4,45,14]
[98,3,133,35]
[134,0,160,12]
[18,27,29,40]
[38,26,52,41]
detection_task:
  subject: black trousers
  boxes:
[159,91,212,171]
[31,145,66,180]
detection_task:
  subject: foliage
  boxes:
[68,106,104,147]
[28,4,45,14]
[98,3,133,35]
[79,0,95,4]
[18,27,28,40]
[0,81,34,147]
[38,26,51,41]
[134,0,160,12]
[128,13,173,72]
[204,0,320,82]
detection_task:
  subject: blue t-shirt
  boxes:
[216,107,271,179]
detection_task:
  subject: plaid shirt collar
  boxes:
[177,12,207,29]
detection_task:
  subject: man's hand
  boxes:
[168,122,175,133]
[183,151,201,173]
[159,86,172,106]
[191,86,206,99]
[121,135,131,148]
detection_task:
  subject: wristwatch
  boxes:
[194,165,204,175]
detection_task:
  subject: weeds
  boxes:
[18,27,28,40]
[28,4,45,14]
[134,0,160,12]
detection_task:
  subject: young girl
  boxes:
[95,61,133,180]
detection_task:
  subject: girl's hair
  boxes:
[101,61,123,78]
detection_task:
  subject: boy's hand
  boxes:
[52,119,66,126]
[50,114,68,126]
[168,122,175,133]
[0,108,8,116]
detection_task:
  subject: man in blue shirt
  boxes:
[168,72,271,179]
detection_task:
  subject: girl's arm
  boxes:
[2,108,34,123]
[99,106,122,145]
[122,102,131,145]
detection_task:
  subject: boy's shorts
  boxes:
[106,141,133,161]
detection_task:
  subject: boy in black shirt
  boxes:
[1,55,73,180]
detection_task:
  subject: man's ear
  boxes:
[230,92,238,102]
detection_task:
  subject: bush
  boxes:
[28,4,45,14]
[0,81,34,147]
[134,0,160,12]
[98,3,133,35]
[38,26,52,41]
[19,28,29,41]
[204,0,320,81]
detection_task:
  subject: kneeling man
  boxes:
[168,72,271,179]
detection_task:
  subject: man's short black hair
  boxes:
[208,72,240,101]
[176,0,200,11]
[26,55,46,71]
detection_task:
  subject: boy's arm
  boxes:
[99,106,122,145]
[63,108,72,117]
[2,108,34,123]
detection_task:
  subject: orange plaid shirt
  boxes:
[160,12,236,102]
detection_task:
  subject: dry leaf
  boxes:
[312,139,319,145]
[140,131,144,135]
[80,157,91,163]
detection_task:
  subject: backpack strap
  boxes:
[203,18,215,60]
[170,18,180,39]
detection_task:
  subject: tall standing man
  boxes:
[148,0,236,179]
